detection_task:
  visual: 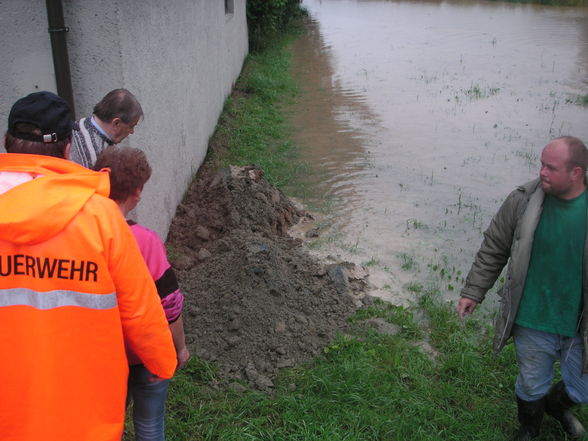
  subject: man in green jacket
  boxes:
[457,136,588,440]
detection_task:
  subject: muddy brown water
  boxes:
[287,0,588,307]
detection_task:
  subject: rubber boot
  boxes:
[516,396,545,441]
[546,381,586,438]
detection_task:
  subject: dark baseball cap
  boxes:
[8,91,74,143]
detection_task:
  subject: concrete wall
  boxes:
[0,1,57,105]
[1,0,248,238]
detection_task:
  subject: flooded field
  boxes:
[287,0,588,307]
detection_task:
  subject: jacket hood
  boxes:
[0,154,111,244]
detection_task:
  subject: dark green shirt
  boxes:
[515,191,587,336]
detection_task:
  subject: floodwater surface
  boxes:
[287,0,588,306]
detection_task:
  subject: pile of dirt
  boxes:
[166,164,370,389]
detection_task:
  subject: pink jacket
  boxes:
[126,221,185,365]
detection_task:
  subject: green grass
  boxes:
[206,21,305,189]
[404,281,424,293]
[161,291,588,440]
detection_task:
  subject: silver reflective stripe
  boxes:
[0,288,117,310]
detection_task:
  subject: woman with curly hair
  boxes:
[95,145,190,441]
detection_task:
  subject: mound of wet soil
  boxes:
[166,164,370,389]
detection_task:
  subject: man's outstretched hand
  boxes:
[456,297,478,322]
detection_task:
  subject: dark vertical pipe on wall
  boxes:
[46,0,75,117]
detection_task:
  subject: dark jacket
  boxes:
[460,178,588,373]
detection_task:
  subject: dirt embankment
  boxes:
[166,164,372,390]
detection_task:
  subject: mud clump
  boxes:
[167,165,367,389]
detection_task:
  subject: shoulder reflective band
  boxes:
[0,288,117,310]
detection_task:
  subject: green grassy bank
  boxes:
[202,24,303,189]
[158,21,588,441]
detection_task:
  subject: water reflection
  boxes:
[289,0,588,305]
[287,16,378,217]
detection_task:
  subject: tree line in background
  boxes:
[246,0,305,52]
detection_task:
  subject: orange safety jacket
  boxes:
[0,154,177,441]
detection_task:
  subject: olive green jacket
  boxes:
[460,178,588,373]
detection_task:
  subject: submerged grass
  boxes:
[572,94,588,107]
[462,83,500,100]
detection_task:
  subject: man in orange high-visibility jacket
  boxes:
[0,91,177,441]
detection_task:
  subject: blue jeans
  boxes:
[127,364,170,441]
[513,325,588,403]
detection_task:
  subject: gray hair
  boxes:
[93,88,143,124]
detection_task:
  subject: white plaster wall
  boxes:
[0,0,56,134]
[66,0,248,238]
[1,0,248,238]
